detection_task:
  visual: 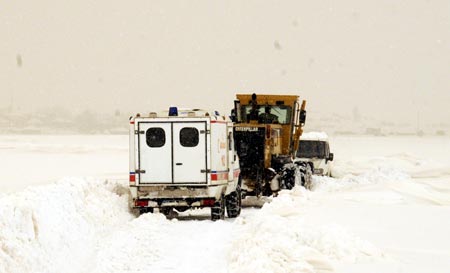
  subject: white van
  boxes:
[129,108,241,220]
[295,132,334,177]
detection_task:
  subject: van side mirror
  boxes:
[328,153,334,161]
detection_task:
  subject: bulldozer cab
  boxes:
[233,94,306,157]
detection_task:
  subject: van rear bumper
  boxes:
[130,184,228,208]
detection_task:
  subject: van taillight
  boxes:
[201,199,216,206]
[135,200,148,207]
[129,173,136,183]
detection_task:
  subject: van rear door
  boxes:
[137,120,208,184]
[138,122,172,183]
[173,122,207,183]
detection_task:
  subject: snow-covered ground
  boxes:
[0,135,128,193]
[1,135,450,273]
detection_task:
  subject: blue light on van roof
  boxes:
[169,107,178,116]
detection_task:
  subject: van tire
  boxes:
[161,207,173,216]
[211,196,225,221]
[138,207,153,215]
[226,185,242,218]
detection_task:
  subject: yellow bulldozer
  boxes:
[232,93,312,197]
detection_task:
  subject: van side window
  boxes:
[180,127,199,147]
[146,128,166,147]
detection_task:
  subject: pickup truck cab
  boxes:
[295,132,334,177]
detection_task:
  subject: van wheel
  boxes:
[161,207,173,216]
[226,184,242,218]
[211,196,225,221]
[138,207,153,215]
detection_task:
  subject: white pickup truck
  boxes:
[295,132,334,177]
[129,108,241,220]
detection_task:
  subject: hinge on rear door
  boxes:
[200,169,211,173]
[200,130,210,134]
[135,130,145,134]
[135,169,146,174]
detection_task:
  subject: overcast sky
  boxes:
[1,0,449,124]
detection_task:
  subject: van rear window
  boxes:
[146,128,166,147]
[180,127,199,147]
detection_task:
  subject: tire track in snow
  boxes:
[90,212,234,273]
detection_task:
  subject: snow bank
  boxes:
[0,178,134,273]
[228,188,380,273]
[312,163,450,205]
[0,178,233,273]
[312,166,411,192]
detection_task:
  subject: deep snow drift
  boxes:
[0,178,380,273]
[0,178,133,273]
[1,135,450,273]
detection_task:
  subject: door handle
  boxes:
[175,163,183,166]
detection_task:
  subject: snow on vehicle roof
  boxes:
[300,131,329,141]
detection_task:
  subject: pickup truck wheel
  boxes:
[226,184,242,218]
[303,165,313,190]
[211,195,225,221]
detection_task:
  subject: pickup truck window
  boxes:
[297,140,327,159]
